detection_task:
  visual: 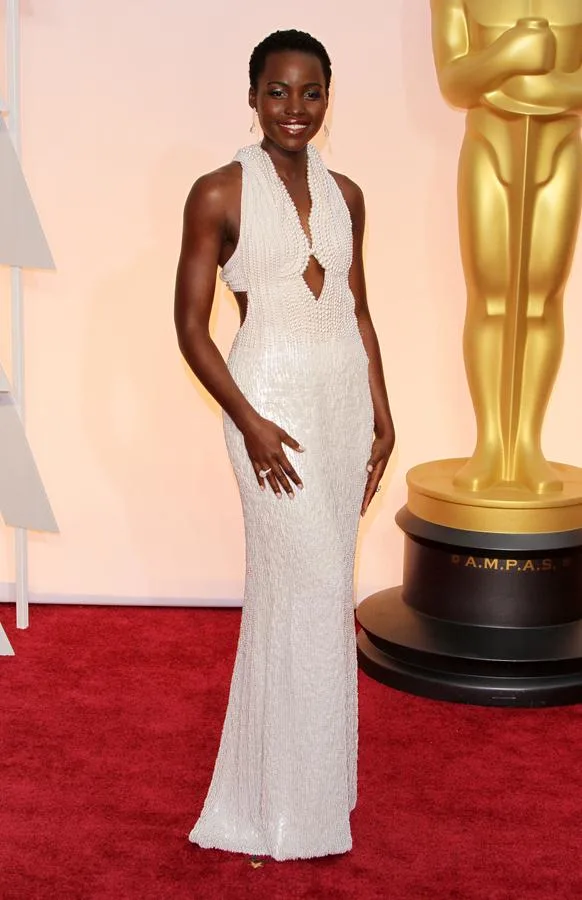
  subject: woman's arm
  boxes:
[334,173,395,516]
[174,169,303,498]
[174,169,256,431]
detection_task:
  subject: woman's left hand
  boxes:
[361,432,395,517]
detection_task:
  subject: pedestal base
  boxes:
[356,508,582,707]
[357,590,582,706]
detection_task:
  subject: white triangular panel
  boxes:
[0,116,54,269]
[0,623,15,654]
[0,366,11,392]
[0,392,58,532]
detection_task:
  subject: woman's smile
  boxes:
[278,121,310,136]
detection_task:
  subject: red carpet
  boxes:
[1,604,581,900]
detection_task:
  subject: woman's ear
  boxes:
[248,87,256,110]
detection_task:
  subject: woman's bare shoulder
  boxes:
[329,170,365,212]
[184,161,242,219]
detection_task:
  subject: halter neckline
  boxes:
[257,145,315,252]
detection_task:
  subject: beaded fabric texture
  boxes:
[189,143,374,861]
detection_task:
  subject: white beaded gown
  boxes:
[189,143,374,860]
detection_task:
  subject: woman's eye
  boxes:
[306,91,321,100]
[269,89,285,98]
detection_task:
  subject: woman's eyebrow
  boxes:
[267,80,323,88]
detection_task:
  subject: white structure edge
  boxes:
[6,0,29,630]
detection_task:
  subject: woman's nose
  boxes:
[285,93,306,116]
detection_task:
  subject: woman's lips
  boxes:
[278,122,309,135]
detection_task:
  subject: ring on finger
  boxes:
[259,468,272,478]
[375,485,382,493]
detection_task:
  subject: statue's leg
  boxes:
[514,133,582,492]
[454,133,508,491]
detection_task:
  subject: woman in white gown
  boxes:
[175,29,394,861]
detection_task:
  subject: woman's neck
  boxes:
[261,138,308,183]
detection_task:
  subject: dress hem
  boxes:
[188,830,352,861]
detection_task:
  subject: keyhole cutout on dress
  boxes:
[294,194,326,302]
[302,254,326,302]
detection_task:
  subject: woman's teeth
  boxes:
[280,123,308,133]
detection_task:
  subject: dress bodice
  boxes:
[220,144,358,346]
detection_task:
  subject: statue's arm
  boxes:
[430,0,555,110]
[497,66,582,115]
[431,0,503,108]
[556,67,582,113]
[536,67,582,113]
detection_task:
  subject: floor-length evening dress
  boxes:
[189,142,374,860]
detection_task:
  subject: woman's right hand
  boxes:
[242,415,304,498]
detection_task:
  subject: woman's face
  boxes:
[250,50,328,153]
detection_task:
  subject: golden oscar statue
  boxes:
[356,1,582,706]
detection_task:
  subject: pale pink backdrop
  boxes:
[0,0,580,605]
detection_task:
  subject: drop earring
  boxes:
[323,122,332,154]
[250,109,257,134]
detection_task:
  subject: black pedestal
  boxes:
[356,508,582,706]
